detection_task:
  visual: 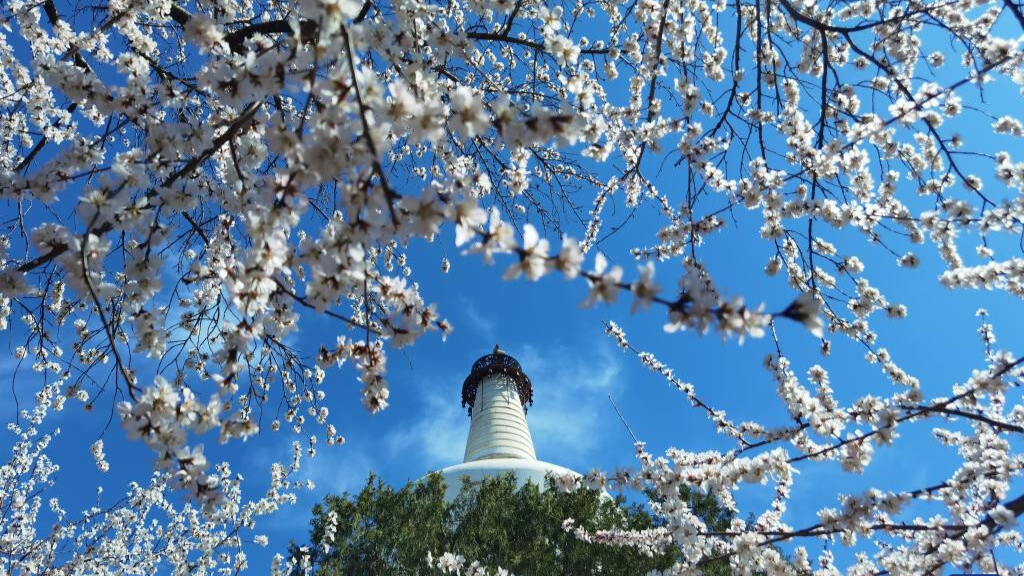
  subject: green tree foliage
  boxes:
[291,472,735,576]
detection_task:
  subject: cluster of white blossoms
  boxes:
[3,0,1024,572]
[89,438,109,472]
[116,375,259,506]
[0,379,311,576]
[580,319,1024,575]
[561,517,671,558]
[427,551,514,576]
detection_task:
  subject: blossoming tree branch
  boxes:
[1,0,1023,573]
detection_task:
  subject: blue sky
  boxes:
[4,3,1024,573]
[6,192,1023,570]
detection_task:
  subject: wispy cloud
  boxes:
[386,383,470,470]
[458,298,497,342]
[514,341,626,467]
[299,443,377,497]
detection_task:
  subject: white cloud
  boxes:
[386,380,471,470]
[458,298,497,342]
[299,443,377,497]
[513,341,625,467]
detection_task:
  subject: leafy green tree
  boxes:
[290,472,735,576]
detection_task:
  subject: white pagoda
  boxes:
[433,345,578,500]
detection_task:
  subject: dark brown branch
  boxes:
[17,101,263,273]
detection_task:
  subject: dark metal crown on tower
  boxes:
[461,345,534,415]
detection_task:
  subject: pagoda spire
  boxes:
[460,345,536,462]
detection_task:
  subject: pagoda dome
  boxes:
[429,345,581,500]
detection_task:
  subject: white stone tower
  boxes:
[434,345,577,499]
[462,345,536,461]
